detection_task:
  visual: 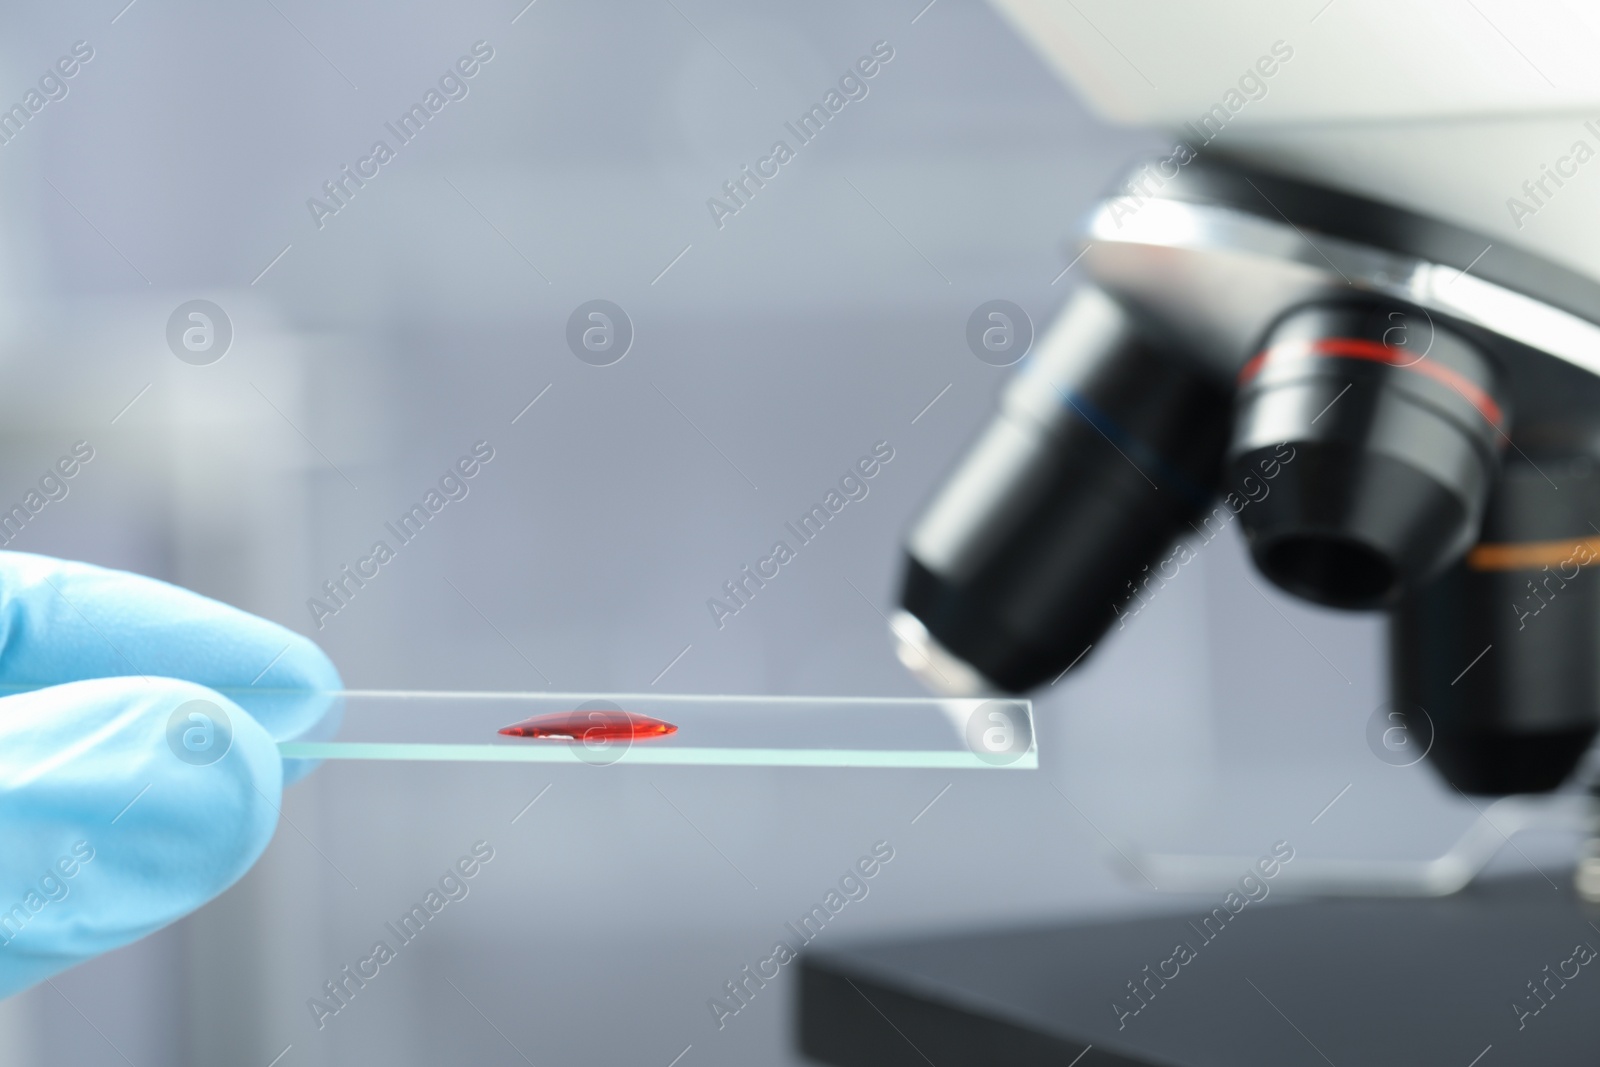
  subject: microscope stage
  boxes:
[798,875,1598,1066]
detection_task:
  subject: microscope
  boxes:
[891,4,1600,816]
[892,158,1600,798]
[800,4,1600,1063]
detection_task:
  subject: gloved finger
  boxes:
[0,678,280,999]
[0,551,340,741]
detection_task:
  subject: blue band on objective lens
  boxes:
[1049,385,1210,506]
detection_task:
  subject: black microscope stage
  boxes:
[798,875,1599,1066]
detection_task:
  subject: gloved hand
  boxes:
[0,551,340,998]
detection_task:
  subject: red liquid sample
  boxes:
[498,710,678,741]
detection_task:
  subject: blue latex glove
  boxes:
[0,551,340,998]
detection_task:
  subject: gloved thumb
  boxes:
[0,677,280,998]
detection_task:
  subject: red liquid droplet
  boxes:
[498,710,678,741]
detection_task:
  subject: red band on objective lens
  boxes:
[1237,338,1504,431]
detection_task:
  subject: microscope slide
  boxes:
[255,690,1037,770]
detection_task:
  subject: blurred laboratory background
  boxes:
[0,1,1557,1063]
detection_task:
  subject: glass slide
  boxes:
[272,690,1037,770]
